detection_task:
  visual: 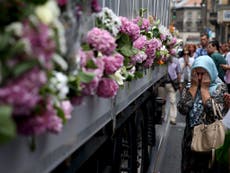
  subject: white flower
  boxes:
[6,22,23,36]
[159,25,170,37]
[53,53,68,71]
[35,0,60,25]
[95,7,121,36]
[20,38,32,54]
[49,71,69,99]
[128,66,136,76]
[110,69,126,86]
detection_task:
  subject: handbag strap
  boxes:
[209,149,215,168]
[211,98,223,119]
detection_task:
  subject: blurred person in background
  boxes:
[164,55,182,125]
[194,33,209,59]
[207,40,227,82]
[179,48,194,90]
[221,49,230,93]
[220,42,229,58]
[188,43,197,60]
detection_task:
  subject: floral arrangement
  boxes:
[67,7,181,105]
[0,1,180,145]
[0,0,73,143]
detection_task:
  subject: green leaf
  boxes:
[116,33,131,48]
[0,33,10,51]
[146,31,153,39]
[137,19,143,27]
[81,43,91,51]
[0,105,16,144]
[134,71,143,79]
[120,45,138,57]
[86,59,98,69]
[54,105,66,124]
[12,60,38,77]
[22,0,48,5]
[156,50,161,57]
[10,41,25,55]
[152,28,160,38]
[78,70,95,83]
[139,8,147,17]
[126,74,134,81]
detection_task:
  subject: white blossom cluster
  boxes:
[96,7,122,36]
[49,71,69,100]
[158,24,171,38]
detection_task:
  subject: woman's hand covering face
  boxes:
[224,93,230,108]
[191,70,199,87]
[200,71,210,89]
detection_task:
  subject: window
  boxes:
[187,11,192,21]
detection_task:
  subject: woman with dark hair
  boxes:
[207,40,227,82]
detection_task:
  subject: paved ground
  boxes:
[148,91,186,173]
[157,117,185,173]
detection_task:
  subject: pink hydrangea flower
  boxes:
[23,21,55,69]
[0,68,47,116]
[17,99,63,135]
[80,50,94,67]
[17,115,47,135]
[87,27,116,55]
[133,36,147,50]
[160,34,167,41]
[167,37,177,46]
[169,49,177,56]
[145,38,162,59]
[144,58,154,68]
[91,0,101,13]
[80,55,105,96]
[81,52,105,78]
[97,78,119,98]
[81,77,100,96]
[102,53,124,74]
[119,17,140,41]
[131,51,147,65]
[57,0,67,6]
[46,114,63,134]
[132,17,150,31]
[60,100,73,120]
[70,95,84,105]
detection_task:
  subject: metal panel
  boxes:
[99,0,171,23]
[0,1,170,173]
[0,66,167,173]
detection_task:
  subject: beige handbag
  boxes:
[191,99,225,152]
[191,120,225,152]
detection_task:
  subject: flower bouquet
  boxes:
[0,0,72,144]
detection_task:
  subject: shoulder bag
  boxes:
[191,99,225,166]
[167,73,179,91]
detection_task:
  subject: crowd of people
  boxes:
[158,33,230,173]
